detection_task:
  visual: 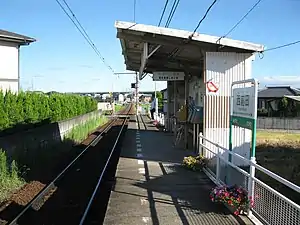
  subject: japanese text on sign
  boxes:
[153,71,185,81]
[232,87,256,119]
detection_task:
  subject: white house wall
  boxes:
[0,41,19,93]
[204,52,253,166]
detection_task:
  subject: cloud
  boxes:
[263,76,300,82]
[261,76,300,87]
[47,67,66,71]
[78,64,94,69]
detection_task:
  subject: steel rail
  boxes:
[79,116,128,224]
[8,103,133,225]
[9,117,118,225]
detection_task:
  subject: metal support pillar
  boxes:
[184,72,189,150]
[135,72,138,115]
[196,124,200,153]
[193,124,196,151]
[139,42,161,80]
[167,81,171,131]
[154,81,158,120]
[173,81,177,139]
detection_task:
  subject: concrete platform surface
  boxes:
[103,115,249,225]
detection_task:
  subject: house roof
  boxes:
[115,21,264,79]
[258,86,300,98]
[285,95,300,102]
[0,29,36,45]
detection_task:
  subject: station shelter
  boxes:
[115,21,264,169]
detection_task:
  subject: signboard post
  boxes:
[229,78,258,162]
[228,79,258,214]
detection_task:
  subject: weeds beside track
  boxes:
[4,104,134,225]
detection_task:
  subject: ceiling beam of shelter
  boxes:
[138,42,161,80]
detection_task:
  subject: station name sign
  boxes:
[153,71,185,81]
[232,86,256,119]
[231,86,257,130]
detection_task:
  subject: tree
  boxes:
[278,97,289,116]
[0,91,9,130]
[156,92,163,110]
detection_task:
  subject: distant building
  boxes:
[258,86,300,117]
[0,29,35,93]
[139,94,152,103]
[118,94,124,102]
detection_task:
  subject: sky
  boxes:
[0,0,300,92]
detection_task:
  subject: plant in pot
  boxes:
[182,155,208,171]
[209,184,254,215]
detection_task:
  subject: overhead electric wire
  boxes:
[190,0,218,38]
[55,0,115,74]
[165,0,180,28]
[261,40,300,53]
[217,0,263,43]
[158,0,170,26]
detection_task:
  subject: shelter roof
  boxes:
[115,21,264,79]
[0,29,36,45]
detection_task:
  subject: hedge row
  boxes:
[0,91,97,131]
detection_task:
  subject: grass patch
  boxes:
[141,103,150,112]
[114,104,124,112]
[0,150,25,202]
[0,114,109,204]
[255,130,300,204]
[257,130,300,146]
[65,115,108,143]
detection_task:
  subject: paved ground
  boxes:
[103,115,249,225]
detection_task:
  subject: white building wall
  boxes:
[204,52,254,166]
[0,41,19,93]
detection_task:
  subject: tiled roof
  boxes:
[258,86,300,98]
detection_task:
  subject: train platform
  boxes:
[103,115,251,225]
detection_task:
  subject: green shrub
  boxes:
[115,104,124,112]
[0,91,98,131]
[257,108,268,117]
[0,91,9,130]
[0,149,24,202]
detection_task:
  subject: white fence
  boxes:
[198,134,300,225]
[257,117,300,131]
[154,112,165,125]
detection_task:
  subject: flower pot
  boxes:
[224,202,246,216]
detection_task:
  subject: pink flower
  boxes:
[234,210,239,216]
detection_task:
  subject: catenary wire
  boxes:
[190,0,218,38]
[56,0,115,74]
[217,0,263,43]
[158,0,170,26]
[165,0,181,28]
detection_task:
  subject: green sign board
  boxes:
[229,79,258,161]
[231,86,257,130]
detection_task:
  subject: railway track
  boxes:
[6,104,135,225]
